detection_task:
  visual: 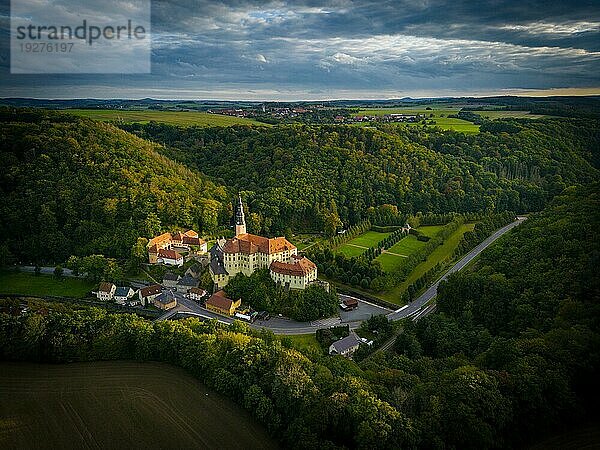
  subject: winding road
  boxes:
[387,216,526,321]
[165,217,526,334]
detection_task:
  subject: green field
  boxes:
[352,107,479,133]
[0,271,95,298]
[0,361,277,450]
[380,223,475,303]
[61,109,268,127]
[473,110,548,120]
[337,230,391,257]
[375,235,426,272]
[417,225,444,238]
[279,333,322,355]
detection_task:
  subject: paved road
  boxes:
[19,265,78,277]
[387,217,526,321]
[19,218,525,335]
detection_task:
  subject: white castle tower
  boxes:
[235,194,246,236]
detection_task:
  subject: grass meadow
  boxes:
[0,271,95,298]
[60,109,268,127]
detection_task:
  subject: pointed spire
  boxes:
[235,193,246,236]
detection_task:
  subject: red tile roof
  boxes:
[205,290,238,311]
[183,236,205,246]
[158,249,182,260]
[140,284,162,297]
[222,233,295,255]
[270,256,317,277]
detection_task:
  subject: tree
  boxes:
[53,265,64,279]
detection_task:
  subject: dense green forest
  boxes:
[1,183,598,448]
[123,119,599,235]
[0,109,229,264]
[1,108,598,271]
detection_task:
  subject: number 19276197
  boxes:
[19,42,74,53]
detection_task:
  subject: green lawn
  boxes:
[279,334,322,354]
[375,235,426,272]
[60,109,268,127]
[337,230,391,257]
[418,225,444,238]
[0,271,95,298]
[380,223,476,304]
[352,106,480,133]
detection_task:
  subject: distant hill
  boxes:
[0,108,229,264]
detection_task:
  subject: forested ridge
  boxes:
[1,183,598,449]
[0,109,229,264]
[1,107,598,270]
[123,119,599,235]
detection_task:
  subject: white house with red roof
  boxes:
[147,229,207,264]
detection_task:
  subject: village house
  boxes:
[153,291,177,310]
[138,284,162,307]
[156,249,184,267]
[188,287,207,302]
[114,286,135,305]
[329,332,363,358]
[162,272,180,288]
[96,282,116,302]
[209,195,318,290]
[185,263,204,279]
[176,275,199,293]
[147,229,207,264]
[205,290,241,316]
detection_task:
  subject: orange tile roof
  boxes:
[184,230,198,238]
[205,290,238,311]
[158,249,182,260]
[222,233,296,255]
[148,232,172,248]
[270,256,317,277]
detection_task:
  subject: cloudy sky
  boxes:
[0,0,599,100]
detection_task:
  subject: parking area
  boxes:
[338,295,392,323]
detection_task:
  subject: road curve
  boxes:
[387,217,526,321]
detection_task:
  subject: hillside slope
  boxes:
[0,109,228,263]
[123,120,599,234]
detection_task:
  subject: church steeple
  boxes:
[235,194,246,236]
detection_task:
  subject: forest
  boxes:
[1,108,598,267]
[123,118,599,235]
[0,108,229,264]
[1,183,598,449]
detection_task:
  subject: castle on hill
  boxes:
[209,195,318,290]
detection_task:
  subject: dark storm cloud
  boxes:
[1,0,599,98]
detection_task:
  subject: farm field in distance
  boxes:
[473,110,549,119]
[0,271,94,298]
[60,109,268,127]
[353,106,479,133]
[0,361,277,450]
